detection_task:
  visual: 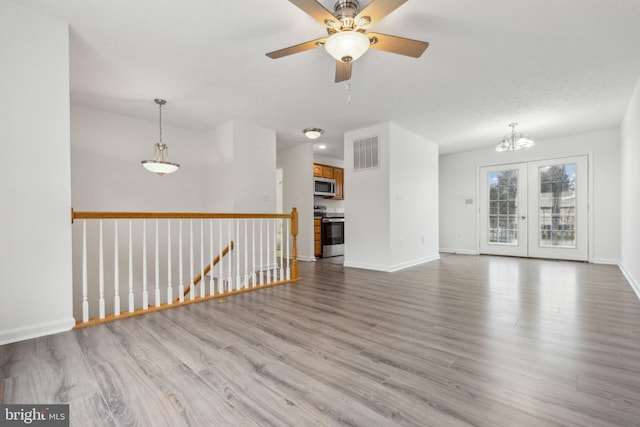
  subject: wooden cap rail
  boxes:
[72,210,293,222]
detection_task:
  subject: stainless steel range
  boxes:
[321,213,344,257]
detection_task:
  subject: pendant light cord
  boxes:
[158,102,163,144]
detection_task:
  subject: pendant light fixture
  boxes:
[141,98,180,175]
[496,123,535,152]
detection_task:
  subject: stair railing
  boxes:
[71,208,299,327]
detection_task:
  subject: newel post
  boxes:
[290,207,298,279]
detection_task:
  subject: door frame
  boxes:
[475,152,594,261]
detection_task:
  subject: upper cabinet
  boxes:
[333,167,344,200]
[314,163,344,200]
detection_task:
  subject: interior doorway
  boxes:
[479,156,589,261]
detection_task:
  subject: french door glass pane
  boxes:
[488,170,518,245]
[538,163,576,248]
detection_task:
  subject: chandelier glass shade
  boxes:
[324,31,370,63]
[496,123,535,152]
[141,99,179,175]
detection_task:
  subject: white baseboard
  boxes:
[590,258,620,265]
[439,248,479,255]
[619,263,640,301]
[344,254,440,273]
[0,318,76,345]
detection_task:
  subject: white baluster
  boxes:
[219,220,223,293]
[142,220,148,310]
[209,219,214,296]
[266,219,271,284]
[236,219,241,289]
[280,218,285,281]
[99,220,105,319]
[155,219,161,307]
[227,219,233,291]
[244,219,249,288]
[190,219,195,300]
[251,219,256,287]
[200,219,205,298]
[273,218,279,281]
[179,220,184,302]
[82,221,88,322]
[114,221,120,316]
[129,220,134,312]
[286,218,291,280]
[167,220,172,304]
[259,219,264,285]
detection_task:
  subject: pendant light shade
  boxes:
[325,31,370,63]
[141,98,180,175]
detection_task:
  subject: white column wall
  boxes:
[277,143,315,261]
[389,123,440,269]
[620,77,640,296]
[344,122,439,272]
[439,127,621,264]
[0,1,74,344]
[344,123,392,270]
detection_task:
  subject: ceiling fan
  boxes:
[266,0,429,82]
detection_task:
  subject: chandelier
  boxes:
[496,123,535,152]
[141,99,180,175]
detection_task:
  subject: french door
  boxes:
[479,156,588,261]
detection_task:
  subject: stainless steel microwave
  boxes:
[314,177,336,197]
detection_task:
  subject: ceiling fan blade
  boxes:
[355,0,408,27]
[266,38,327,59]
[335,60,352,82]
[367,32,429,58]
[289,0,337,29]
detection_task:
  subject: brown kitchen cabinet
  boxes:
[332,167,344,200]
[313,164,323,177]
[314,218,322,257]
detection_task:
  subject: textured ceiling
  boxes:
[15,0,640,157]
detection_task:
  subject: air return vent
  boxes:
[353,136,379,170]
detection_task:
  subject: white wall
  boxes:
[0,1,74,344]
[344,123,391,269]
[277,143,315,261]
[344,122,440,271]
[439,127,621,263]
[231,120,276,213]
[389,123,440,269]
[620,77,640,295]
[72,105,212,211]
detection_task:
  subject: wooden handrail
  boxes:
[72,210,292,222]
[179,240,234,301]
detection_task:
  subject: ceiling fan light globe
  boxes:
[325,31,370,63]
[495,139,510,152]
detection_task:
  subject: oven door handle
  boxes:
[322,218,344,223]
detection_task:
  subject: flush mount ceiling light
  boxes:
[496,123,535,152]
[303,128,324,139]
[141,99,180,175]
[317,144,327,150]
[324,30,370,64]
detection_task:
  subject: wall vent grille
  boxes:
[353,136,379,170]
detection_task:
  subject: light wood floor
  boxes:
[2,254,640,426]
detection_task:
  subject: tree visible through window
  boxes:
[539,164,576,248]
[488,169,518,245]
